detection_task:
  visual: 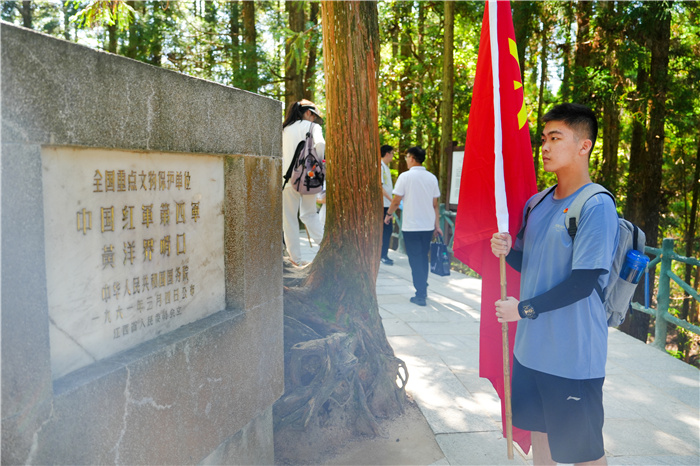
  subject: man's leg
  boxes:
[402,231,426,298]
[415,230,432,297]
[532,432,556,466]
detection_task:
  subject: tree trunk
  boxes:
[285,0,305,107]
[512,0,538,85]
[439,1,454,206]
[681,124,700,321]
[107,23,118,54]
[559,1,575,102]
[619,50,650,338]
[600,1,621,193]
[621,1,672,342]
[228,0,240,83]
[572,0,593,105]
[242,0,258,92]
[398,0,413,174]
[20,1,32,29]
[303,1,320,102]
[274,1,407,462]
[534,19,548,185]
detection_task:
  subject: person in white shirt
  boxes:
[380,145,395,265]
[282,100,325,266]
[384,147,443,306]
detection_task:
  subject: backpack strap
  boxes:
[564,183,617,302]
[282,122,315,190]
[564,183,615,239]
[516,185,557,241]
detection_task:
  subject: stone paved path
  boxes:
[298,236,700,465]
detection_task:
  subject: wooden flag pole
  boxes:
[500,254,514,459]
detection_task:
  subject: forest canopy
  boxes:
[5,0,700,347]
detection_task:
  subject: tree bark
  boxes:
[439,1,454,205]
[285,0,305,107]
[600,1,621,193]
[228,0,240,82]
[571,0,593,105]
[242,0,258,92]
[681,124,700,321]
[303,1,320,102]
[621,1,672,342]
[274,1,407,462]
[534,18,548,184]
[20,1,32,29]
[398,0,413,174]
[512,0,538,86]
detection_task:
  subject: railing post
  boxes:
[653,238,674,350]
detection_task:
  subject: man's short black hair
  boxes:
[406,146,426,164]
[542,103,598,156]
[381,145,394,158]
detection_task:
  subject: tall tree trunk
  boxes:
[63,1,73,40]
[559,1,575,102]
[274,2,406,462]
[20,0,32,28]
[204,0,217,77]
[303,1,320,101]
[124,0,138,59]
[107,23,118,54]
[228,0,240,84]
[681,125,700,321]
[621,1,672,342]
[600,1,621,193]
[242,0,258,92]
[534,20,548,185]
[439,0,454,205]
[398,1,413,174]
[285,0,305,107]
[512,0,538,85]
[619,50,650,338]
[572,0,593,105]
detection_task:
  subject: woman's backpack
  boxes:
[282,122,325,195]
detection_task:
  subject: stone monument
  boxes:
[1,22,283,464]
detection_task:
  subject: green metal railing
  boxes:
[630,238,700,350]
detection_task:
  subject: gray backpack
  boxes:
[518,183,646,327]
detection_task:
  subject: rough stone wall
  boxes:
[1,22,283,465]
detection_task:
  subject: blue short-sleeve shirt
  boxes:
[514,184,619,379]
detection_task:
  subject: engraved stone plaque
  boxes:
[42,146,226,380]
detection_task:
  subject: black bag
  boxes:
[430,235,451,276]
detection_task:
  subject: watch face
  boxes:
[523,304,537,319]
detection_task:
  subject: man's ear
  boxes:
[580,139,593,156]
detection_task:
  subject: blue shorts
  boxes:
[512,357,605,464]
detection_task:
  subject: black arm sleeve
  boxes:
[519,269,606,317]
[505,249,523,272]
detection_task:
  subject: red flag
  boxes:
[452,0,537,455]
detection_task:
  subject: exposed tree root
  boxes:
[274,262,409,464]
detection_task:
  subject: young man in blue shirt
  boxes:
[491,103,619,465]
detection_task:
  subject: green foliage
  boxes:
[71,0,135,31]
[7,0,700,292]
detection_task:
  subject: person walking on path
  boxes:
[491,103,618,465]
[380,144,395,265]
[282,100,326,266]
[385,146,442,306]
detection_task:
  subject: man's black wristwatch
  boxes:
[519,302,538,320]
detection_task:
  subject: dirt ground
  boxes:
[320,399,444,466]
